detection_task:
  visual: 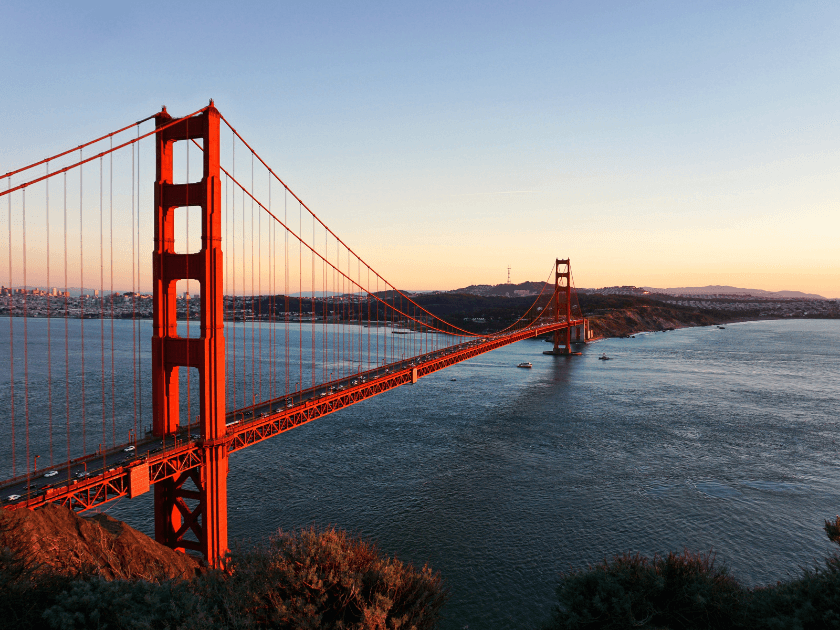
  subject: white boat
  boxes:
[517,362,532,368]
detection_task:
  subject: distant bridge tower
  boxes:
[152,103,227,566]
[544,258,573,356]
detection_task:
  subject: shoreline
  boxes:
[582,306,837,342]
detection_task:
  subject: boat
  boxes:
[598,353,611,361]
[517,362,532,368]
[717,326,726,329]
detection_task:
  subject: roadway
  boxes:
[1,320,582,509]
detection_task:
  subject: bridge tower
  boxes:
[152,103,227,566]
[545,258,572,355]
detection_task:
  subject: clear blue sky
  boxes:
[2,1,838,296]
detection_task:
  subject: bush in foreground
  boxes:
[201,526,447,629]
[545,517,840,630]
[544,550,743,630]
[1,526,446,630]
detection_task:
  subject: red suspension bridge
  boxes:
[1,102,587,566]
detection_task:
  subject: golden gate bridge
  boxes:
[1,102,586,566]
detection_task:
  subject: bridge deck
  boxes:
[2,320,583,513]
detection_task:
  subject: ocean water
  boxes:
[4,318,840,628]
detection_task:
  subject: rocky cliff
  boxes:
[586,303,721,339]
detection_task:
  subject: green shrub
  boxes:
[747,557,840,630]
[544,550,744,630]
[544,518,840,630]
[41,578,213,630]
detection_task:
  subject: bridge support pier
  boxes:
[152,103,228,567]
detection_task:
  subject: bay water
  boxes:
[3,318,840,628]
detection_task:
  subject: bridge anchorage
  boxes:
[1,101,587,568]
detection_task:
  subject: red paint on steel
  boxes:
[152,104,228,567]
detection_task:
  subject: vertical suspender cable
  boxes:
[232,136,236,411]
[348,249,352,372]
[100,156,105,459]
[131,141,137,442]
[47,162,53,465]
[284,188,289,397]
[80,149,86,456]
[367,268,370,371]
[245,186,251,406]
[298,201,302,397]
[109,139,115,447]
[332,243,335,377]
[224,171,229,414]
[64,172,70,477]
[338,243,342,378]
[332,240,336,377]
[224,171,228,414]
[250,169,255,407]
[254,152,261,404]
[268,176,272,400]
[311,214,315,389]
[186,125,191,437]
[23,189,30,494]
[325,229,328,384]
[324,231,327,383]
[138,128,143,434]
[6,176,14,477]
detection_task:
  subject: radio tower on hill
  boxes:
[507,266,511,284]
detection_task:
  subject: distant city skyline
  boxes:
[2,1,837,297]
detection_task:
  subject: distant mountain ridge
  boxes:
[450,281,827,301]
[643,285,827,300]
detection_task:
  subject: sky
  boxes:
[2,1,838,297]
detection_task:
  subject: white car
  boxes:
[5,494,21,502]
[43,470,58,478]
[123,445,135,452]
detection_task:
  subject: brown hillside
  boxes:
[0,504,201,580]
[587,304,720,339]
